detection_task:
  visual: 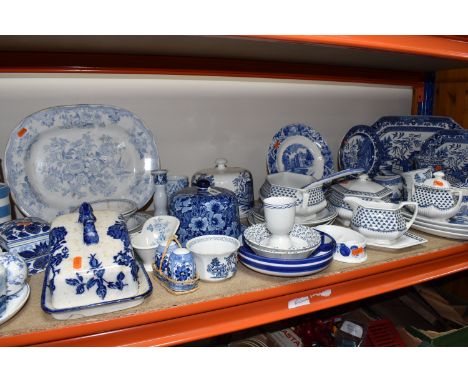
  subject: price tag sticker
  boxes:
[340,320,364,339]
[288,296,310,309]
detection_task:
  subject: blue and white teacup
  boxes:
[373,174,403,203]
[0,252,28,314]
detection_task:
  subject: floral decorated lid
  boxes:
[330,174,393,199]
[0,217,50,248]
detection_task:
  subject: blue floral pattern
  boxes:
[4,104,159,221]
[267,123,333,178]
[0,218,50,244]
[232,170,254,215]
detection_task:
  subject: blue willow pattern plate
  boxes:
[267,123,333,178]
[372,116,462,173]
[338,125,382,177]
[414,129,468,184]
[4,104,160,222]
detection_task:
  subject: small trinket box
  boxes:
[0,217,50,274]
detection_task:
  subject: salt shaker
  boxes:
[153,169,168,216]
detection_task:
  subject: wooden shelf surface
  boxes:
[0,231,466,347]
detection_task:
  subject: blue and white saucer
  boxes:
[0,284,30,326]
[267,123,333,178]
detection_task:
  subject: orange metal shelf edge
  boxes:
[251,36,468,61]
[1,243,467,346]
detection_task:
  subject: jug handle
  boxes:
[399,201,418,231]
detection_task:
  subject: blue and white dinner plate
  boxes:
[0,284,30,326]
[338,125,382,177]
[414,129,468,185]
[4,104,160,222]
[238,231,335,277]
[372,116,462,173]
[267,123,333,178]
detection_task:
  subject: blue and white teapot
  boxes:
[344,196,418,244]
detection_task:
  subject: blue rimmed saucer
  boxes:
[338,125,382,177]
[267,123,333,178]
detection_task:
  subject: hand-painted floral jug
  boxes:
[344,196,418,244]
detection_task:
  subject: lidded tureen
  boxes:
[169,179,241,245]
[328,174,393,225]
[191,158,254,218]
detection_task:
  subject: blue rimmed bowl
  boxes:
[238,231,335,277]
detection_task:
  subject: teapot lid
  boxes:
[423,171,451,189]
[331,174,392,198]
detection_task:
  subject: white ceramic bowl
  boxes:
[186,235,240,282]
[315,225,367,263]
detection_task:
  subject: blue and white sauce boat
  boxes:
[344,196,418,244]
[412,171,463,222]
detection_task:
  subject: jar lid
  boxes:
[423,171,451,188]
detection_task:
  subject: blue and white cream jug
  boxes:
[344,196,418,244]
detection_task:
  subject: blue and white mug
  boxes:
[0,184,11,224]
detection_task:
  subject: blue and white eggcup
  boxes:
[0,184,11,224]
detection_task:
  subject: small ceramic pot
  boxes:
[412,172,463,221]
[192,159,254,218]
[186,235,240,282]
[344,197,418,244]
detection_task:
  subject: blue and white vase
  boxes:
[192,159,254,218]
[0,184,11,224]
[152,169,168,216]
[169,178,241,246]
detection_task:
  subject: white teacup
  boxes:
[263,196,296,249]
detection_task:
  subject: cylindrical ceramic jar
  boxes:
[169,179,241,245]
[191,158,254,218]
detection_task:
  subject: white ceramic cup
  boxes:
[263,196,296,249]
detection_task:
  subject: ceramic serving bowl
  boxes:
[315,225,367,263]
[72,198,138,221]
[131,215,180,271]
[243,223,321,260]
[186,235,240,282]
[260,172,326,217]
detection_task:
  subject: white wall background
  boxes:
[0,74,412,211]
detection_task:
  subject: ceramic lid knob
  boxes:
[196,178,211,189]
[424,171,450,188]
[215,158,227,169]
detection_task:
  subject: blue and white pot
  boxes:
[169,179,241,245]
[191,158,254,218]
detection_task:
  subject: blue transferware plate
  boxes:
[41,258,153,320]
[338,125,382,177]
[267,123,333,178]
[4,104,160,222]
[414,130,468,185]
[372,116,462,173]
[0,284,30,326]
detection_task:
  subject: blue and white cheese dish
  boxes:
[0,217,51,274]
[41,203,152,320]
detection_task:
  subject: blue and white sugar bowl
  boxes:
[169,178,241,245]
[0,217,50,275]
[191,158,254,218]
[153,239,198,294]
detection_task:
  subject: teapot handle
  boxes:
[299,189,310,209]
[399,201,419,231]
[450,189,464,213]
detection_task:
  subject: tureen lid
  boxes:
[0,217,50,247]
[330,174,392,198]
[423,171,451,189]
